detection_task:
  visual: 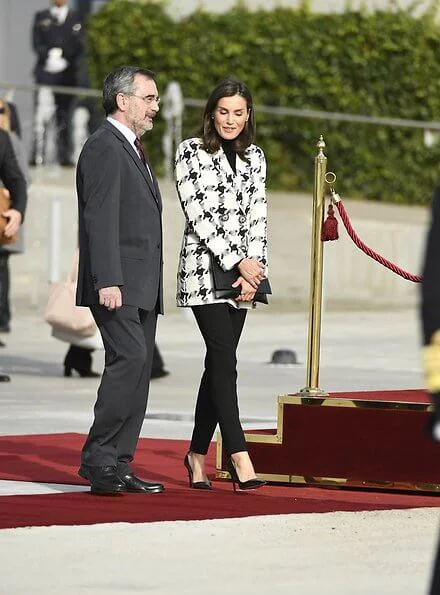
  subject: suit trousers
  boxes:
[81,304,158,474]
[0,253,10,328]
[190,303,247,456]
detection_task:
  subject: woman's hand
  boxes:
[232,277,256,302]
[2,208,22,238]
[237,258,265,289]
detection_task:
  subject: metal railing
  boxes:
[1,79,439,284]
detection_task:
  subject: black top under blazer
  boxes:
[76,120,163,313]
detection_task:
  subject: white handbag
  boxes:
[44,252,96,337]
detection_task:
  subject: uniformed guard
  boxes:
[31,0,84,166]
[421,185,440,594]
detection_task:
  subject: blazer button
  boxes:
[220,215,229,222]
[239,215,246,224]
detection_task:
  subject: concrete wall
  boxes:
[0,0,44,155]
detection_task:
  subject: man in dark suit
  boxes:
[421,186,440,593]
[31,0,84,166]
[0,130,27,379]
[76,66,164,496]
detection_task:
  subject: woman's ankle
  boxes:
[230,451,256,478]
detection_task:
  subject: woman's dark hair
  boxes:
[199,78,256,159]
[102,65,155,116]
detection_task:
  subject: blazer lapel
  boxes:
[123,142,158,197]
[213,149,250,216]
[102,121,160,208]
[235,156,251,214]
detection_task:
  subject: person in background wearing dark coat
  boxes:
[31,0,84,166]
[420,185,440,594]
[0,98,29,339]
[0,130,27,381]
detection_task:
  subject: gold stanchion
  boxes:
[299,135,328,396]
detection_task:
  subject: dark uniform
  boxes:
[31,6,84,165]
[420,186,440,594]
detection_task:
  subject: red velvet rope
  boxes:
[333,200,422,283]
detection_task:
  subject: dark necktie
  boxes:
[134,138,154,185]
[134,138,147,167]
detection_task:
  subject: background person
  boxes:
[175,78,268,491]
[420,185,440,594]
[31,0,84,166]
[0,98,29,339]
[76,66,164,496]
[0,129,27,379]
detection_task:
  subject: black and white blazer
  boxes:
[175,137,268,307]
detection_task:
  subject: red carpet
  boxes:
[0,433,439,529]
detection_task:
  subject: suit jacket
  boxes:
[175,137,267,307]
[76,120,163,313]
[32,8,84,85]
[0,130,27,221]
[421,187,440,345]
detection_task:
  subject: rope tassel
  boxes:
[321,203,339,241]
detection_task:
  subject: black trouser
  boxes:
[81,305,157,474]
[53,90,75,164]
[32,84,75,164]
[0,253,10,328]
[190,303,247,456]
[152,343,164,372]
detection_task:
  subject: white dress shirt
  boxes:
[50,4,69,24]
[107,117,153,182]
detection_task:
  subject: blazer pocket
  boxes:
[120,245,147,260]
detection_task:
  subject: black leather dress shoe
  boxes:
[0,373,10,381]
[117,472,165,494]
[78,465,125,495]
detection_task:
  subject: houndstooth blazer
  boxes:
[175,137,268,307]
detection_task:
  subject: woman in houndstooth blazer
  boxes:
[175,79,268,491]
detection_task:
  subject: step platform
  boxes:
[216,390,440,492]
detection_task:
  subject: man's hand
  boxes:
[237,258,265,289]
[1,208,22,238]
[99,286,122,310]
[232,277,256,302]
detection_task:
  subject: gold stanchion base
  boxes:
[297,386,329,397]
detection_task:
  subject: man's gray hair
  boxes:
[102,66,155,116]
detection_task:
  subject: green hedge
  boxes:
[86,0,440,204]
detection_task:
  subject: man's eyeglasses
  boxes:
[125,93,161,105]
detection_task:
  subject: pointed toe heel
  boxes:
[184,454,212,490]
[227,459,266,492]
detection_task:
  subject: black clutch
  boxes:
[210,254,271,304]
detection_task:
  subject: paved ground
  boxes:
[0,308,438,594]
